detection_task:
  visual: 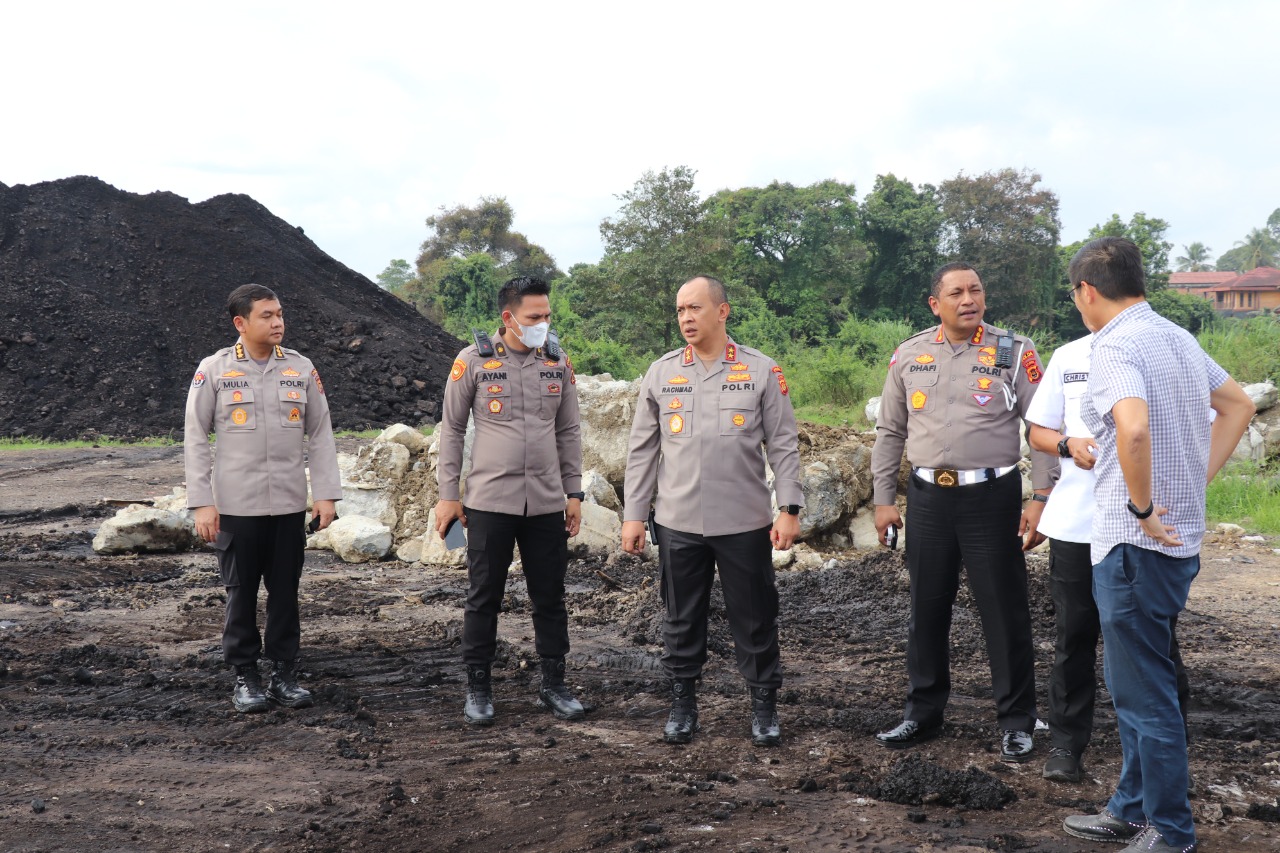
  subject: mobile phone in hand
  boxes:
[308,512,336,534]
[886,524,898,550]
[443,518,467,550]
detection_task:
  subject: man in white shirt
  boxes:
[1026,333,1190,784]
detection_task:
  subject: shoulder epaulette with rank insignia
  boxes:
[234,342,247,360]
[274,345,286,359]
[471,328,495,358]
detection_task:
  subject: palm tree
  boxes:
[1234,228,1280,271]
[1175,242,1214,272]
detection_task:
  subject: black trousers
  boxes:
[655,523,781,689]
[903,470,1036,731]
[1047,538,1191,754]
[461,507,570,665]
[215,512,306,668]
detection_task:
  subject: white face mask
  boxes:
[511,319,549,349]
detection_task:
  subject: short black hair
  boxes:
[1069,237,1145,300]
[931,262,978,297]
[497,276,550,314]
[227,283,279,320]
[684,275,729,307]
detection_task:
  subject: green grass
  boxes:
[1197,316,1280,386]
[0,435,178,451]
[793,403,872,430]
[1206,462,1280,534]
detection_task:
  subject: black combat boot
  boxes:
[663,678,699,744]
[266,659,314,709]
[750,686,782,746]
[538,657,585,720]
[463,664,495,726]
[232,663,269,713]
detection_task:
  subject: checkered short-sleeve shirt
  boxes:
[1082,302,1228,564]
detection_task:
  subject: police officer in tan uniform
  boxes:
[622,275,803,746]
[870,262,1055,761]
[435,276,585,726]
[185,283,341,713]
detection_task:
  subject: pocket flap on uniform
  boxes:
[278,386,307,404]
[659,393,694,413]
[222,387,255,404]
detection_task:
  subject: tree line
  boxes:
[378,168,1277,421]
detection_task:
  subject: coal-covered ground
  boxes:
[0,176,461,439]
[2,446,1279,852]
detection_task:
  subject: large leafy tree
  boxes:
[376,258,416,293]
[598,167,720,352]
[1175,242,1214,272]
[706,179,863,343]
[1231,228,1280,271]
[417,196,561,280]
[1087,212,1173,285]
[857,174,943,326]
[408,198,561,323]
[938,168,1062,331]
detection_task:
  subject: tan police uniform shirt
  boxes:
[870,322,1057,506]
[623,339,803,537]
[184,340,342,516]
[437,331,583,516]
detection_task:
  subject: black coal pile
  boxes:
[0,176,461,439]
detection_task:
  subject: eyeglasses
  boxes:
[1065,282,1084,303]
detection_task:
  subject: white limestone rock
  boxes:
[93,504,200,555]
[772,548,795,569]
[415,508,467,567]
[1244,381,1277,413]
[1231,425,1266,464]
[326,515,393,563]
[865,396,881,425]
[377,423,430,455]
[568,502,622,557]
[577,375,641,487]
[582,469,621,511]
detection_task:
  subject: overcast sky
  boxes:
[4,1,1276,284]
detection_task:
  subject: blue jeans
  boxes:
[1094,543,1199,847]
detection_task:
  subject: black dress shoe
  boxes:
[1000,729,1034,763]
[875,719,942,749]
[1043,747,1082,782]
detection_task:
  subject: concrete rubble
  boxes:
[94,376,1280,561]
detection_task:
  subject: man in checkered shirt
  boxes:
[1061,237,1254,853]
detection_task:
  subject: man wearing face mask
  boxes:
[435,276,585,726]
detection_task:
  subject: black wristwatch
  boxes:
[1126,499,1154,519]
[566,492,585,501]
[780,505,801,516]
[1057,437,1072,458]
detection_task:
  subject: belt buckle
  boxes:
[935,468,959,487]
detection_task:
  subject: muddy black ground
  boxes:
[2,446,1279,852]
[0,176,461,439]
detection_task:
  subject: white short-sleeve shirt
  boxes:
[1024,334,1095,543]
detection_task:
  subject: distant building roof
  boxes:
[1203,266,1280,293]
[1169,271,1236,288]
